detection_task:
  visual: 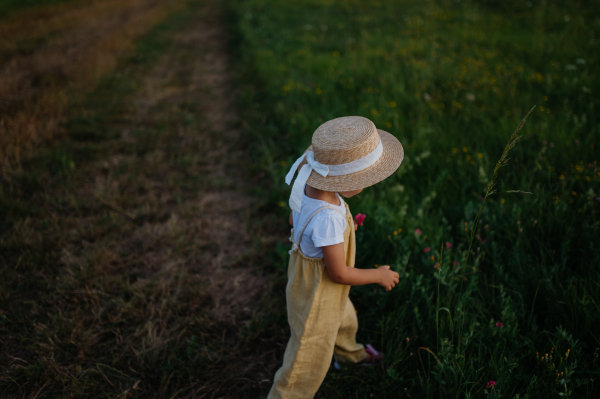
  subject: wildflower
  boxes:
[280,160,287,166]
[486,381,496,389]
[495,322,504,328]
[430,256,435,261]
[446,242,452,249]
[462,147,468,152]
[278,201,285,207]
[415,229,422,236]
[477,153,483,158]
[374,264,379,268]
[397,228,402,233]
[500,198,506,204]
[354,213,366,226]
[434,262,440,268]
[560,175,565,180]
[424,247,431,253]
[453,261,459,266]
[393,231,397,235]
[389,101,397,107]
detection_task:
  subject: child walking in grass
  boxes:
[268,116,404,399]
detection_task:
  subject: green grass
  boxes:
[232,0,600,397]
[0,0,77,18]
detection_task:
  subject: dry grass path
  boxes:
[1,1,283,397]
[0,0,185,167]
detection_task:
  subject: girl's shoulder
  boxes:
[307,207,346,233]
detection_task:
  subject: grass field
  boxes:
[232,0,600,397]
[1,0,599,397]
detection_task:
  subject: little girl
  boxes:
[268,116,404,399]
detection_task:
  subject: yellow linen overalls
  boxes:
[268,201,367,399]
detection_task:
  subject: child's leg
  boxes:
[268,260,348,399]
[333,297,367,363]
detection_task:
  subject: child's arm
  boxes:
[322,243,399,291]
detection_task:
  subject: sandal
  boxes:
[332,344,384,370]
[358,344,384,366]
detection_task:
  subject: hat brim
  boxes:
[300,130,404,192]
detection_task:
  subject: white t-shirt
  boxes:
[292,187,347,258]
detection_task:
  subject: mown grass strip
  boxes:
[1,1,282,397]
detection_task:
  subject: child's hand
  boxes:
[376,266,399,291]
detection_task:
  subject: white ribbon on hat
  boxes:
[285,139,383,212]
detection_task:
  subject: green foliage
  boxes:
[232,0,600,396]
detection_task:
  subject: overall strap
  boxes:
[289,205,346,254]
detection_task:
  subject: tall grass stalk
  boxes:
[465,105,536,264]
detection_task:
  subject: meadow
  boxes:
[1,0,599,397]
[232,0,600,397]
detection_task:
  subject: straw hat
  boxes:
[285,116,404,212]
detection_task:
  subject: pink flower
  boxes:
[354,213,366,226]
[486,381,496,389]
[495,322,504,328]
[434,262,440,268]
[424,247,431,253]
[453,261,459,266]
[446,242,452,249]
[415,229,422,236]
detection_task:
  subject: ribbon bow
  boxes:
[285,151,329,213]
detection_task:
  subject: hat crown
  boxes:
[312,116,380,165]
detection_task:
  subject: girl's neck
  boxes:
[305,184,341,206]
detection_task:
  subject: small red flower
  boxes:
[446,242,452,248]
[415,229,422,236]
[424,247,431,253]
[354,213,366,226]
[486,381,496,389]
[495,322,504,328]
[453,261,459,266]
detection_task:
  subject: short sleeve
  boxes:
[310,210,346,248]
